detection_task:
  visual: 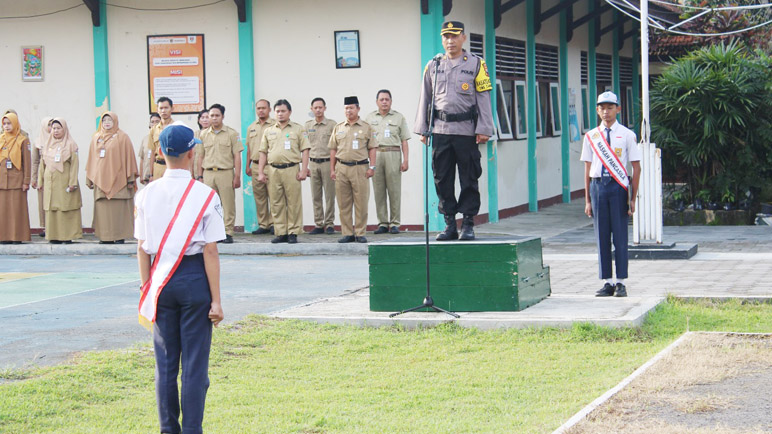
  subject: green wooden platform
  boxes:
[369,237,551,312]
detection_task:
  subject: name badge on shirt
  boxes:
[54,153,61,163]
[384,128,391,138]
[147,150,152,158]
[284,140,291,150]
[5,160,11,169]
[99,148,106,158]
[352,140,359,150]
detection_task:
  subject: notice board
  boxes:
[147,34,206,114]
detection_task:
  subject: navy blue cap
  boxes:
[160,121,201,157]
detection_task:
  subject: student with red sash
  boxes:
[580,91,641,298]
[135,122,225,434]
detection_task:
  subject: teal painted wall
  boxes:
[92,0,110,129]
[485,0,499,222]
[526,0,538,212]
[588,0,597,126]
[238,1,257,232]
[560,10,570,203]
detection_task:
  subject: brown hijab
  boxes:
[43,118,78,173]
[36,117,53,150]
[0,113,25,170]
[85,112,139,199]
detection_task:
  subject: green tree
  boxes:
[651,43,772,207]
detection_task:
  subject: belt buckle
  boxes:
[212,167,219,172]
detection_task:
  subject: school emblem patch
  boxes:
[461,83,470,91]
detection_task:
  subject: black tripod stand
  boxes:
[390,55,459,319]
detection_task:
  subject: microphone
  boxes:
[433,53,443,62]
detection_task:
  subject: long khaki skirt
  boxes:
[93,198,134,242]
[0,189,31,241]
[46,209,83,241]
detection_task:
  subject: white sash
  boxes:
[587,126,629,190]
[138,179,216,329]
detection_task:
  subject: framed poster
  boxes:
[22,46,44,81]
[147,34,206,114]
[334,30,360,69]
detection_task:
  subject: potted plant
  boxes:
[721,189,735,211]
[694,189,710,211]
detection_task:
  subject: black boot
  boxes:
[459,215,475,241]
[436,215,458,241]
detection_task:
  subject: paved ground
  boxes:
[1,201,770,370]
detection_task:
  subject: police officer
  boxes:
[414,21,494,241]
[329,96,378,243]
[244,99,275,235]
[197,103,242,243]
[257,99,310,244]
[305,97,337,235]
[581,91,641,298]
[147,97,175,182]
[366,89,410,234]
[135,122,224,434]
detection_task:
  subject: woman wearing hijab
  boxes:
[31,117,53,237]
[86,112,139,244]
[39,118,82,244]
[0,112,32,244]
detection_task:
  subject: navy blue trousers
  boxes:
[153,253,212,434]
[590,177,629,280]
[431,134,482,217]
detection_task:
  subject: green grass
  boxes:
[2,298,772,434]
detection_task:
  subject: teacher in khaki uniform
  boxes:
[366,89,410,235]
[197,103,242,244]
[257,99,310,244]
[244,99,275,235]
[305,97,337,235]
[329,96,378,244]
[148,97,175,182]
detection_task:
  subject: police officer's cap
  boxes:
[344,96,359,105]
[160,121,201,157]
[441,21,464,36]
[596,91,619,106]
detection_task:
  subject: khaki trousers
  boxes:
[267,165,303,236]
[203,169,236,235]
[250,162,273,229]
[335,164,369,237]
[373,149,402,227]
[309,160,335,229]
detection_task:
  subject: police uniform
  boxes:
[259,121,311,239]
[365,109,409,232]
[329,110,378,240]
[580,91,641,297]
[148,119,174,180]
[134,124,225,434]
[245,118,276,232]
[304,117,337,232]
[200,125,241,236]
[414,21,494,241]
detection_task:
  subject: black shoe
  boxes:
[389,226,400,234]
[356,236,368,243]
[62,240,73,245]
[99,240,115,245]
[309,227,325,235]
[326,226,335,234]
[288,234,298,244]
[338,235,356,243]
[218,235,234,244]
[614,283,628,297]
[115,239,124,244]
[0,241,11,245]
[436,215,458,241]
[373,226,388,234]
[49,240,62,245]
[12,241,22,244]
[459,215,475,241]
[252,227,271,235]
[271,235,289,244]
[38,231,45,238]
[595,283,615,297]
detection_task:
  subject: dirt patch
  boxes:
[566,333,772,434]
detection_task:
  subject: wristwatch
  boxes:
[369,165,376,170]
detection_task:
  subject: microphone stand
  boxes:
[390,55,459,319]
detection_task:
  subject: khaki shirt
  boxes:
[200,125,241,169]
[329,118,378,162]
[259,121,311,165]
[414,50,495,137]
[304,117,336,159]
[245,118,276,162]
[148,119,173,162]
[365,110,410,147]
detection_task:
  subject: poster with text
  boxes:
[147,34,205,114]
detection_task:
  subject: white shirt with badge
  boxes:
[580,121,641,178]
[134,169,226,256]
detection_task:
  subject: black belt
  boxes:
[270,162,297,169]
[338,159,369,166]
[434,109,475,122]
[204,167,230,171]
[251,159,260,164]
[155,159,166,165]
[310,157,330,163]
